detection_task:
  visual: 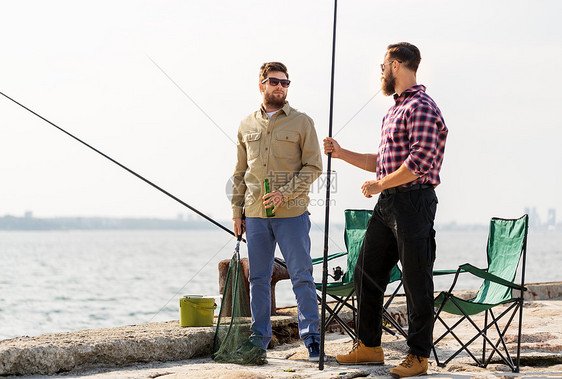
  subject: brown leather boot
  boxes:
[390,353,428,378]
[336,340,384,365]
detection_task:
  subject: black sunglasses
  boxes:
[261,77,291,88]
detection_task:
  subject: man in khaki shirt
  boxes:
[231,62,323,364]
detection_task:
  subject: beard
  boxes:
[381,70,396,96]
[263,91,286,109]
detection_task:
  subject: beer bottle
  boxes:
[264,179,275,217]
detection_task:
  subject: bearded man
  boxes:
[324,43,448,378]
[231,62,323,364]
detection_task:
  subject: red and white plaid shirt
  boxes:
[376,85,448,187]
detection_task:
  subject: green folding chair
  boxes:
[432,215,528,372]
[314,209,407,340]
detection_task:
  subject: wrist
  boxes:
[232,209,243,219]
[378,177,390,191]
[337,147,350,160]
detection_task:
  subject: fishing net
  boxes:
[212,237,263,365]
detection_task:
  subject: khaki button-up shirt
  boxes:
[231,102,323,219]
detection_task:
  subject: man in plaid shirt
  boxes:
[324,42,447,378]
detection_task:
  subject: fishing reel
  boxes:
[328,266,344,282]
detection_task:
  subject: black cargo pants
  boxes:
[354,185,437,358]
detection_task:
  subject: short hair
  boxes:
[259,62,289,82]
[387,42,421,72]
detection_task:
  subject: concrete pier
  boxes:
[1,282,560,377]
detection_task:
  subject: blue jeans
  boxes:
[245,212,320,350]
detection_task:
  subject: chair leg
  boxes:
[435,297,484,367]
[454,301,518,369]
[483,303,520,371]
[431,344,440,367]
[352,295,357,333]
[317,292,359,340]
[432,297,449,367]
[434,314,467,346]
[437,315,483,367]
[324,293,353,327]
[487,308,516,370]
[384,280,402,309]
[320,299,357,339]
[483,310,488,365]
[516,298,523,373]
[330,310,357,339]
[381,282,407,338]
[316,293,339,327]
[450,298,508,367]
[434,309,481,366]
[383,308,406,338]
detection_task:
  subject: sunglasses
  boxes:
[380,60,402,72]
[261,77,291,88]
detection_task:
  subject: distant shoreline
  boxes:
[1,214,559,232]
[0,215,224,231]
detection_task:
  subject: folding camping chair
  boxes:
[314,209,407,340]
[432,215,528,372]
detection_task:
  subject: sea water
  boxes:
[0,227,560,340]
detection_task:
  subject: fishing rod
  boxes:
[0,91,238,239]
[319,0,337,370]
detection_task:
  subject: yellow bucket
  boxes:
[179,295,217,327]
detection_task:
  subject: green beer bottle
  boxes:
[264,178,275,217]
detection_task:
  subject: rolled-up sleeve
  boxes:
[403,103,442,176]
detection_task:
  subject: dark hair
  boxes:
[259,62,289,82]
[387,42,421,72]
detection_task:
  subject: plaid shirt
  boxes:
[376,85,448,187]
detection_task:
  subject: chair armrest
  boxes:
[433,269,464,276]
[433,266,487,276]
[459,263,527,291]
[311,251,347,265]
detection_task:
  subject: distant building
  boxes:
[547,208,556,230]
[524,206,540,230]
[24,211,33,219]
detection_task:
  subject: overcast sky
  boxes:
[1,0,561,226]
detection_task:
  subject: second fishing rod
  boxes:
[0,91,238,240]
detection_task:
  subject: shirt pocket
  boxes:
[242,132,262,160]
[272,131,301,160]
[384,120,406,142]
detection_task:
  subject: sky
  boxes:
[1,0,561,226]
